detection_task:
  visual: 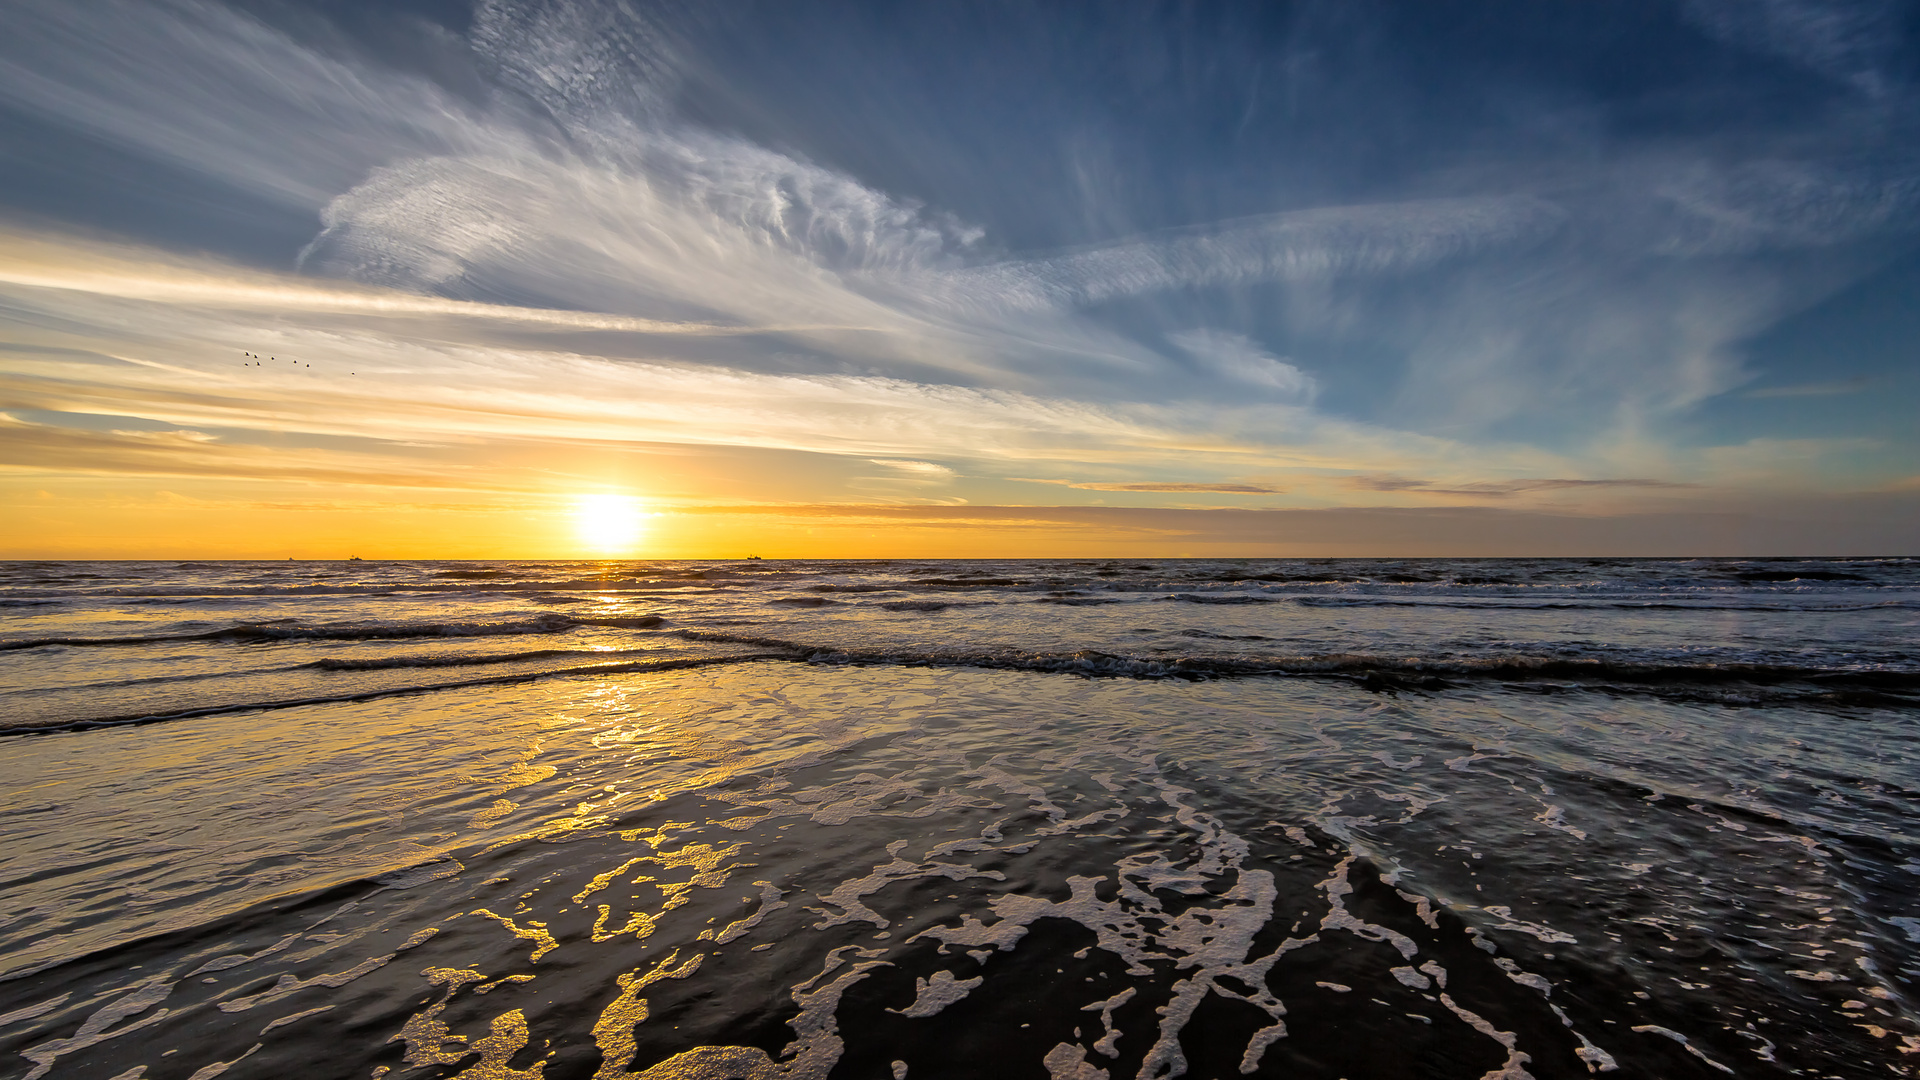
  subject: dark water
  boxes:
[1,558,1917,1078]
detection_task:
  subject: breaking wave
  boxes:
[0,613,666,651]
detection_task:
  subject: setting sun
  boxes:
[573,493,647,553]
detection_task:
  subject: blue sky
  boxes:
[1,0,1915,556]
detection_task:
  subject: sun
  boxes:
[573,494,647,554]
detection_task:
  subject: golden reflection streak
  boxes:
[390,968,486,1068]
[592,906,659,943]
[449,1009,544,1080]
[467,911,559,964]
[590,950,706,1080]
[572,856,652,904]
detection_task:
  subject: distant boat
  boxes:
[747,555,763,560]
[349,556,364,561]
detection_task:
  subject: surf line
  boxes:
[0,653,800,738]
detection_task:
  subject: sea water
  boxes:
[0,558,1916,1078]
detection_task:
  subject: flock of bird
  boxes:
[241,351,352,375]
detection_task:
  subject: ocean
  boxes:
[1,557,1916,1079]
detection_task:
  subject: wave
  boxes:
[0,614,666,651]
[1287,596,1918,612]
[10,650,654,695]
[301,647,668,671]
[0,580,727,599]
[5,565,1911,609]
[1199,572,1429,584]
[5,663,316,695]
[0,652,797,736]
[878,600,963,612]
[20,585,1904,614]
[12,632,1917,737]
[669,630,1920,699]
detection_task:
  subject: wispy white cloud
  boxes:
[0,242,1580,494]
[0,0,490,208]
[0,230,746,334]
[1167,331,1315,399]
[2,218,1902,507]
[868,460,958,478]
[1342,475,1695,497]
[1014,479,1283,493]
[1682,0,1904,95]
[1647,158,1920,257]
[299,140,995,359]
[947,197,1568,312]
[1743,377,1876,397]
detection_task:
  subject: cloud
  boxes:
[1343,475,1695,497]
[8,0,1917,432]
[947,196,1569,312]
[1013,479,1282,494]
[471,0,684,122]
[0,413,496,490]
[868,460,957,477]
[1167,331,1315,399]
[1,238,1889,512]
[0,228,756,334]
[0,0,491,208]
[300,136,986,326]
[0,235,1512,482]
[1647,158,1920,257]
[850,458,959,498]
[1681,0,1903,95]
[1743,377,1876,397]
[665,496,1920,556]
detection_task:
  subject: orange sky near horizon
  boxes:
[7,471,1913,561]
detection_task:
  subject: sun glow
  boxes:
[573,494,647,553]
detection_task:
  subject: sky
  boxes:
[1,0,1917,558]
